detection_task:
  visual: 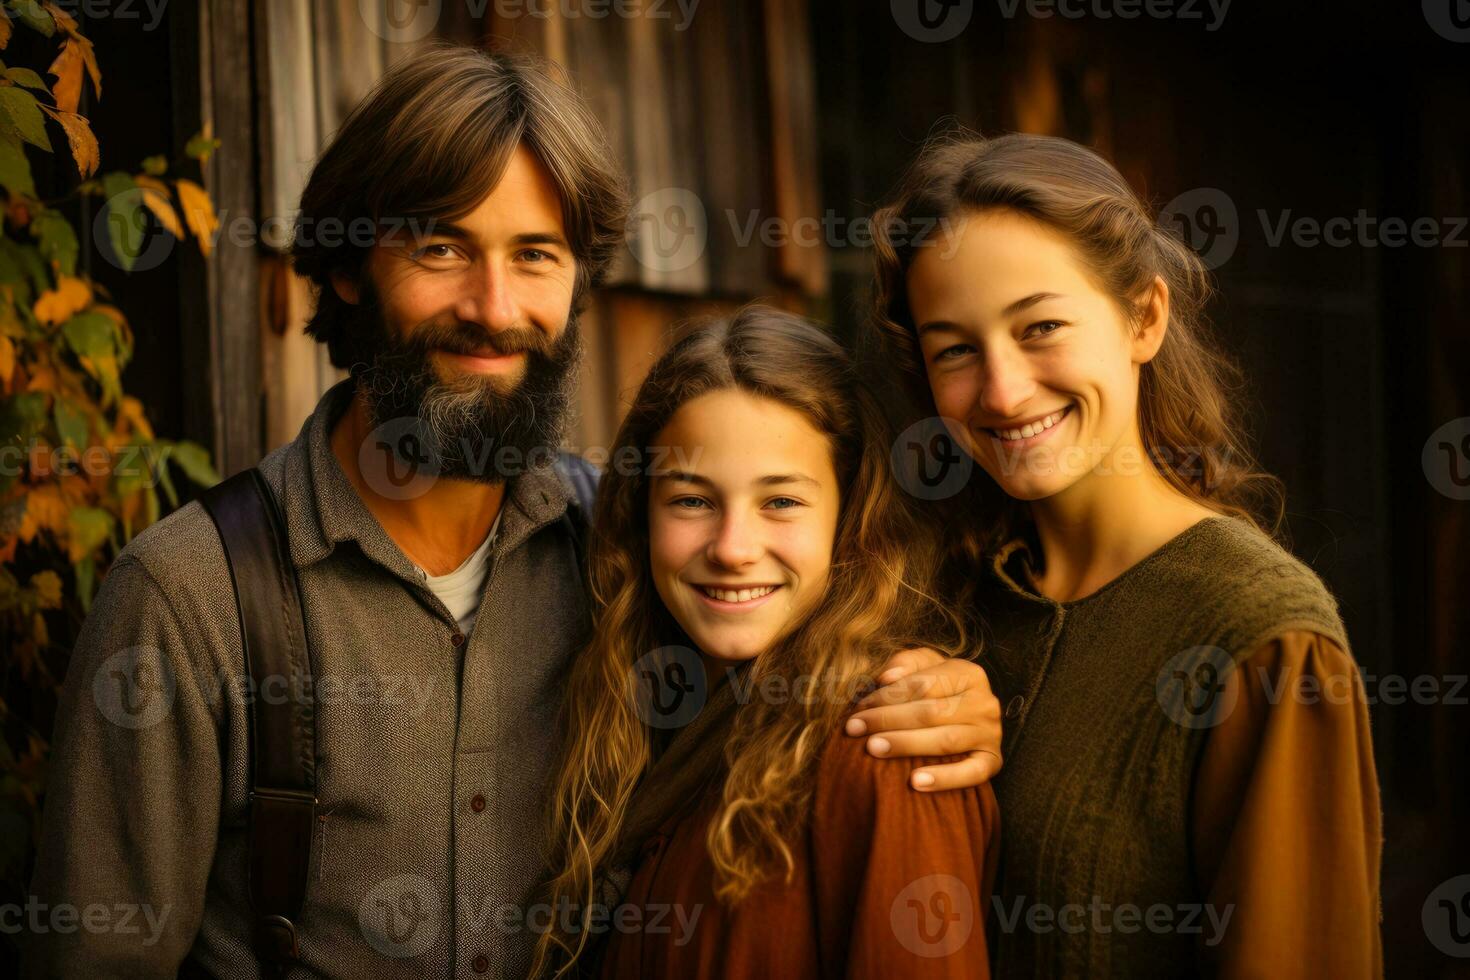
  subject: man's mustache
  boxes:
[402,320,558,359]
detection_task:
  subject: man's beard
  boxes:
[348,286,582,484]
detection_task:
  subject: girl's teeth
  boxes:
[702,585,776,603]
[994,407,1068,442]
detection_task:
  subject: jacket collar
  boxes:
[275,379,573,575]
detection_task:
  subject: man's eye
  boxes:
[520,248,552,263]
[414,244,455,260]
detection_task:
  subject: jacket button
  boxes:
[1005,695,1025,719]
[470,794,486,813]
[450,632,465,648]
[472,954,488,973]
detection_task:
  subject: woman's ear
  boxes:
[330,269,361,305]
[1131,275,1170,365]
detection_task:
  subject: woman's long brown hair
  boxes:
[530,306,966,976]
[866,131,1285,571]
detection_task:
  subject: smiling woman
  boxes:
[867,132,1383,978]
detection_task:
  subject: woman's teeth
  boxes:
[992,407,1069,441]
[701,585,777,603]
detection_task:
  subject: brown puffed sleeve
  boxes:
[807,731,1000,979]
[1192,631,1384,978]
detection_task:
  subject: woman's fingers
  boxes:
[908,751,1004,791]
[874,646,946,686]
[862,724,988,760]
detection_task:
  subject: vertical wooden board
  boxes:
[761,0,828,296]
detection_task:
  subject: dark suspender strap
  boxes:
[200,469,316,972]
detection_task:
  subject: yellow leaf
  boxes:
[33,275,91,325]
[48,38,83,114]
[32,611,48,648]
[40,105,97,178]
[134,176,182,238]
[30,570,63,609]
[175,179,217,257]
[120,395,154,440]
[0,334,12,387]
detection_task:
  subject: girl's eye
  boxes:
[1027,320,1065,338]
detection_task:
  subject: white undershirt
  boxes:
[416,510,502,636]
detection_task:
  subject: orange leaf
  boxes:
[43,1,79,33]
[0,8,12,50]
[19,484,69,541]
[175,179,217,257]
[120,395,154,441]
[33,275,92,325]
[48,39,84,114]
[134,175,182,238]
[0,334,13,388]
[39,105,97,178]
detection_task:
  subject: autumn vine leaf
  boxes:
[176,178,218,256]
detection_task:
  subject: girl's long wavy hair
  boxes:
[866,131,1285,571]
[531,306,966,976]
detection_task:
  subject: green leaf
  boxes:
[141,155,168,176]
[3,67,46,91]
[167,441,220,488]
[0,390,46,446]
[6,1,55,36]
[51,397,87,450]
[0,237,47,298]
[0,134,34,197]
[185,132,221,163]
[31,209,77,277]
[102,172,143,273]
[60,312,115,359]
[0,86,50,152]
[67,506,113,558]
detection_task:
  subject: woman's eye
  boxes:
[935,344,975,361]
[670,496,708,510]
[1027,320,1065,338]
[765,497,803,510]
